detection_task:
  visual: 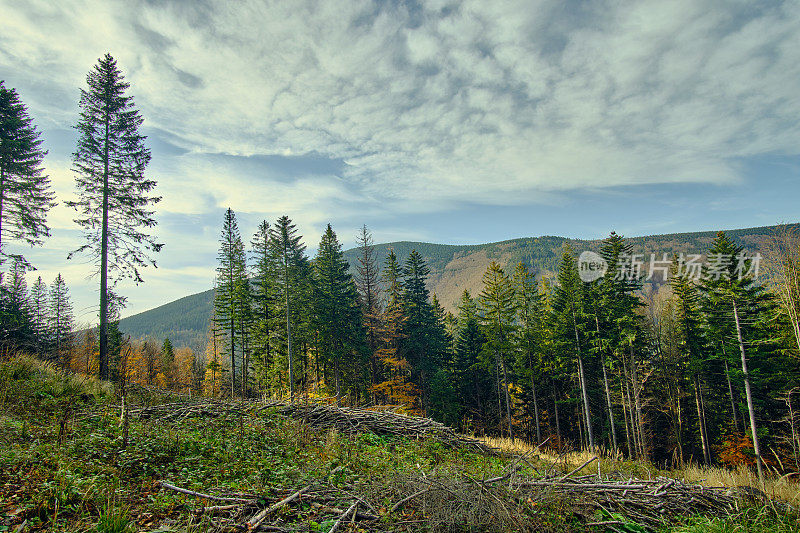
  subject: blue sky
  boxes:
[1,0,799,322]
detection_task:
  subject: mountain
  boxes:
[120,223,795,351]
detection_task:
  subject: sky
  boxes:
[2,0,800,322]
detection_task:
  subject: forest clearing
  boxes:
[4,2,800,532]
[1,356,799,532]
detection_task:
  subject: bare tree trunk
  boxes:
[99,118,109,381]
[575,327,594,449]
[285,242,293,399]
[530,366,541,443]
[733,297,764,486]
[602,362,618,454]
[630,345,646,459]
[693,375,711,466]
[724,358,740,433]
[675,385,685,467]
[625,375,639,460]
[787,390,799,471]
[498,349,513,440]
[552,383,561,443]
[621,380,633,459]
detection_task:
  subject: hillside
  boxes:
[120,223,794,350]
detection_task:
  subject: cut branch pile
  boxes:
[157,467,750,532]
[158,479,380,532]
[128,399,499,454]
[278,402,497,454]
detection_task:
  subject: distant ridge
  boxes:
[120,223,797,351]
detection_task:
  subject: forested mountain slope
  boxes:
[120,223,792,349]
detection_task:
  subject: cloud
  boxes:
[3,0,800,316]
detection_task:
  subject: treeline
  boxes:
[204,208,800,474]
[1,260,74,362]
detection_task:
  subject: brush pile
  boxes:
[129,399,498,454]
[157,468,747,532]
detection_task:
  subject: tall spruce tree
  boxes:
[250,220,275,394]
[453,289,489,432]
[372,250,417,411]
[355,225,381,396]
[599,233,644,457]
[401,250,448,412]
[0,81,55,266]
[214,208,247,397]
[67,54,162,380]
[313,224,364,402]
[552,249,595,449]
[512,262,545,443]
[269,215,308,397]
[670,260,711,464]
[480,261,517,439]
[48,273,74,367]
[700,232,776,485]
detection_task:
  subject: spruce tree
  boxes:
[512,262,545,443]
[401,250,447,412]
[479,261,517,439]
[700,232,776,485]
[313,224,364,402]
[30,276,49,357]
[671,260,711,465]
[355,225,381,396]
[250,220,275,394]
[0,81,55,265]
[552,249,594,449]
[67,54,162,380]
[269,215,308,397]
[214,208,247,397]
[453,289,489,431]
[48,273,74,367]
[372,250,417,410]
[0,257,33,349]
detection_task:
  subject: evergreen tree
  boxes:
[0,257,33,349]
[479,261,517,438]
[372,250,418,411]
[453,289,489,432]
[67,54,162,380]
[214,208,247,397]
[598,233,645,457]
[250,220,276,395]
[30,276,49,357]
[699,232,778,484]
[313,224,365,402]
[671,260,712,465]
[269,215,309,397]
[48,274,74,367]
[512,262,545,443]
[0,81,55,265]
[401,250,448,413]
[552,249,594,449]
[355,225,381,397]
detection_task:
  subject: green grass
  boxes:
[1,355,798,532]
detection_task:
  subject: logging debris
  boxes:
[128,399,499,454]
[156,469,753,532]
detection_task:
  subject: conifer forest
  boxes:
[3,3,800,532]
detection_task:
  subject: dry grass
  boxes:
[478,436,800,504]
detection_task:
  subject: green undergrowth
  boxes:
[0,356,797,532]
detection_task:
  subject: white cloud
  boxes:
[3,0,800,316]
